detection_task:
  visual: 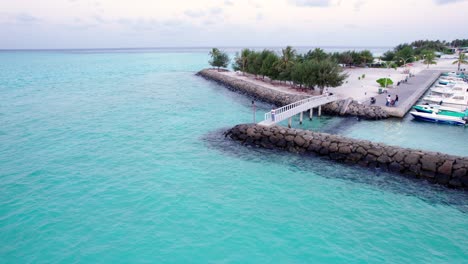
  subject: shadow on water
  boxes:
[320,116,361,134]
[201,128,468,213]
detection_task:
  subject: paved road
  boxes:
[374,69,443,117]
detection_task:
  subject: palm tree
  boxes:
[453,52,468,71]
[274,46,296,84]
[208,48,229,71]
[240,49,251,74]
[422,51,436,68]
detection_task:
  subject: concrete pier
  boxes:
[374,70,443,117]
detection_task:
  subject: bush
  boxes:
[376,78,393,87]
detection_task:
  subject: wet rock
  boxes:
[389,162,403,173]
[420,155,439,172]
[404,154,420,165]
[377,155,391,164]
[449,178,462,188]
[437,160,453,176]
[329,143,338,152]
[453,168,467,178]
[294,136,306,147]
[435,173,450,184]
[338,146,351,154]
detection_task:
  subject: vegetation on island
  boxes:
[207,38,468,92]
[209,48,230,71]
[451,39,468,48]
[231,46,348,93]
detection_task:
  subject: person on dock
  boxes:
[394,95,399,106]
[386,95,391,106]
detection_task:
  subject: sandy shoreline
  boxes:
[219,56,459,102]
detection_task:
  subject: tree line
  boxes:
[208,46,350,93]
[207,39,468,92]
[230,47,349,92]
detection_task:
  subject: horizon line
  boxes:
[0,45,395,51]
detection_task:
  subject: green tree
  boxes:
[338,51,353,65]
[376,78,393,88]
[209,48,230,71]
[304,48,329,61]
[261,52,280,82]
[274,46,296,83]
[360,50,374,66]
[246,52,262,76]
[453,52,468,71]
[232,48,252,74]
[260,50,278,80]
[395,46,415,66]
[350,51,363,66]
[381,50,395,61]
[311,59,348,93]
[291,62,306,88]
[422,50,437,68]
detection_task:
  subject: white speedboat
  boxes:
[431,87,456,95]
[423,94,468,108]
[410,111,466,126]
[430,85,467,94]
[413,104,468,117]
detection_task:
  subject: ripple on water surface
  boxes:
[0,50,467,263]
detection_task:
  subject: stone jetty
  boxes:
[226,124,468,189]
[197,69,388,120]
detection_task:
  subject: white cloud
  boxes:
[289,0,330,7]
[434,0,467,4]
[1,0,468,49]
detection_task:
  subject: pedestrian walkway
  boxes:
[258,95,339,127]
[374,70,443,117]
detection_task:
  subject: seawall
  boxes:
[226,124,468,189]
[197,69,388,120]
[197,69,308,106]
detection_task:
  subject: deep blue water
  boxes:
[0,49,467,263]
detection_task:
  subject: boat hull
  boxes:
[413,105,468,118]
[410,112,466,126]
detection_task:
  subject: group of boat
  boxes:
[410,72,468,126]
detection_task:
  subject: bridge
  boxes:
[259,94,339,127]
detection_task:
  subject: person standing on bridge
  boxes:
[271,109,276,122]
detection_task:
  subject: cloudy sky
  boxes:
[1,0,467,49]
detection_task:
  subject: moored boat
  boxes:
[430,87,455,95]
[422,94,468,108]
[412,104,468,118]
[410,111,467,126]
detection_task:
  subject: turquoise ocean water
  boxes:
[0,49,467,263]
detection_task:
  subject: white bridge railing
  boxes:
[260,94,338,126]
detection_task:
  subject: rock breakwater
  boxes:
[226,124,468,189]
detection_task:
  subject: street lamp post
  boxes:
[398,56,416,77]
[381,60,393,88]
